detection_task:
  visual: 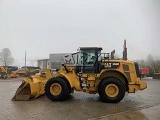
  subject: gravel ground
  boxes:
[0,78,159,120]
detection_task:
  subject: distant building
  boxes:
[37,59,49,71]
[37,53,69,71]
[49,53,68,70]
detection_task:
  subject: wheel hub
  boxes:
[50,83,62,96]
[105,83,119,97]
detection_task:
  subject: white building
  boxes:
[37,53,69,71]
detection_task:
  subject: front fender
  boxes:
[55,68,82,91]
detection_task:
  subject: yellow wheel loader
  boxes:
[9,68,36,78]
[12,46,147,103]
[0,66,8,79]
[44,47,147,103]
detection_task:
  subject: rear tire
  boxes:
[45,77,70,101]
[98,77,125,103]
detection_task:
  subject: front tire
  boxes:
[45,77,70,101]
[98,77,125,103]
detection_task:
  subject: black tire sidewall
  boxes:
[45,77,69,101]
[98,77,125,103]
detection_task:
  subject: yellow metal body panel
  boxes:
[128,81,147,93]
[0,66,8,79]
[100,60,147,92]
[53,67,82,91]
[47,59,147,94]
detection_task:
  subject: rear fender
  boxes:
[98,70,128,88]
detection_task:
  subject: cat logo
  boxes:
[105,63,112,67]
[104,62,120,69]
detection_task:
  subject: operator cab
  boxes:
[76,47,102,73]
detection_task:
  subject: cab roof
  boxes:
[79,47,102,50]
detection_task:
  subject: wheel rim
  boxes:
[50,83,62,96]
[105,83,119,97]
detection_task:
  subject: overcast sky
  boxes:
[0,0,160,66]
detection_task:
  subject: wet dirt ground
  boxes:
[0,78,160,120]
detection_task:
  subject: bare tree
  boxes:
[146,54,154,68]
[0,48,14,66]
[138,60,146,67]
[154,60,160,72]
[145,54,160,76]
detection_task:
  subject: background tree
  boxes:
[137,60,146,68]
[0,48,14,66]
[154,60,160,72]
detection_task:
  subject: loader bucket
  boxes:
[12,76,47,101]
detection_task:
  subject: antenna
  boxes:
[25,50,27,66]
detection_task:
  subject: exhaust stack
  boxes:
[123,40,127,60]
